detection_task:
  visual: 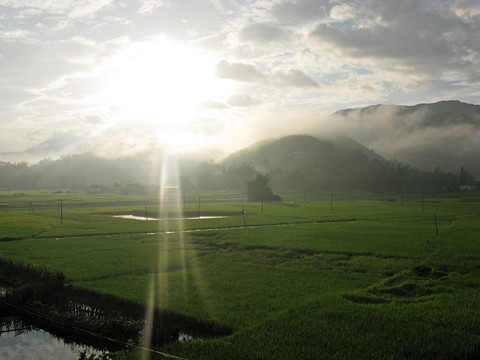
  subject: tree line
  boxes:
[0,152,475,194]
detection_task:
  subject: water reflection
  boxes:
[0,316,102,360]
[112,214,228,221]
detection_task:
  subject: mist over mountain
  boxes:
[323,100,480,177]
[0,100,477,192]
[220,134,459,192]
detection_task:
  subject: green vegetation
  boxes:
[0,133,471,194]
[246,174,282,202]
[1,189,479,359]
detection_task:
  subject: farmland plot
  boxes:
[1,191,479,359]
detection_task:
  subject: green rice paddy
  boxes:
[0,189,479,359]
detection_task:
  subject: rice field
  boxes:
[0,189,479,359]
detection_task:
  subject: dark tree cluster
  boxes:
[192,161,256,190]
[0,153,471,195]
[246,174,282,202]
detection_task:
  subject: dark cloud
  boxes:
[271,0,330,24]
[216,60,267,83]
[309,0,480,83]
[273,69,318,88]
[310,24,452,60]
[237,23,286,43]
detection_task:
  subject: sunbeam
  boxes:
[142,151,190,352]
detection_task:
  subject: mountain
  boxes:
[0,137,84,163]
[222,134,382,170]
[325,100,480,176]
[220,134,455,191]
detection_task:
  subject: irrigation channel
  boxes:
[0,303,194,360]
[0,310,109,360]
[0,257,232,359]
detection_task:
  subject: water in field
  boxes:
[0,316,104,360]
[112,214,228,221]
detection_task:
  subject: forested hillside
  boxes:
[1,135,468,193]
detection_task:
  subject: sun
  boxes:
[94,35,232,149]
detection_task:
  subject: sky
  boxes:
[0,0,479,161]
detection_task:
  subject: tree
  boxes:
[246,174,282,202]
[459,166,475,185]
[221,162,256,189]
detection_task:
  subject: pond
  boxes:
[0,315,108,360]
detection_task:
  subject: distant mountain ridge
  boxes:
[333,100,479,119]
[325,100,480,176]
[1,100,478,186]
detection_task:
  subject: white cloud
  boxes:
[216,60,267,83]
[192,33,228,51]
[202,100,229,109]
[329,3,356,22]
[138,0,171,14]
[452,0,480,22]
[227,94,261,107]
[273,69,318,88]
[0,0,113,18]
[0,0,479,160]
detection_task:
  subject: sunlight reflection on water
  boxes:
[112,215,228,221]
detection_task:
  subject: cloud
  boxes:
[68,0,114,19]
[311,23,451,61]
[0,0,479,163]
[0,0,113,19]
[452,0,480,23]
[237,23,286,43]
[309,0,480,85]
[227,94,261,107]
[329,3,356,22]
[202,100,229,109]
[0,86,36,109]
[318,103,480,174]
[215,62,318,90]
[192,33,228,51]
[273,69,318,88]
[138,0,171,14]
[216,60,267,83]
[0,37,97,89]
[271,0,329,24]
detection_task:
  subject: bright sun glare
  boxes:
[95,36,232,150]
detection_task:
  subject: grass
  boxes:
[0,190,479,359]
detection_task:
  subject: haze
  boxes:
[1,0,479,162]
